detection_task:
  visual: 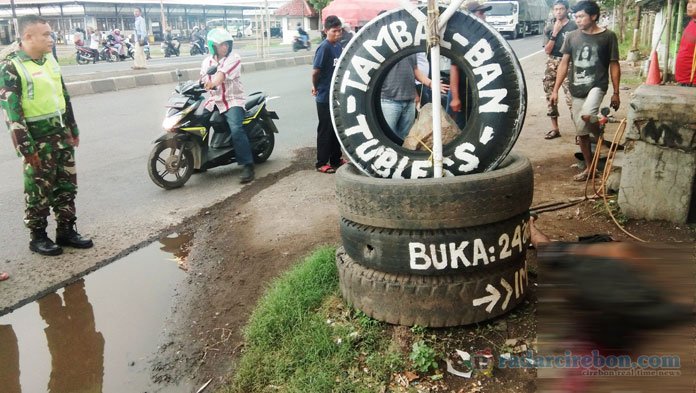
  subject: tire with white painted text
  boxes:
[340,211,529,276]
[335,153,533,230]
[330,6,526,179]
[336,248,528,327]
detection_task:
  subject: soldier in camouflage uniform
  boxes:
[542,0,576,139]
[0,15,93,256]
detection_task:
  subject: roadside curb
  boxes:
[66,55,314,97]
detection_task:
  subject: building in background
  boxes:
[0,0,257,45]
[274,0,318,45]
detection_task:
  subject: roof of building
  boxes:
[274,0,317,17]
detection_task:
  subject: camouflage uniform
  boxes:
[0,48,81,231]
[543,55,572,117]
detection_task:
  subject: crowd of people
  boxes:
[0,0,694,277]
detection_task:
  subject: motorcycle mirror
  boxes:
[206,66,218,75]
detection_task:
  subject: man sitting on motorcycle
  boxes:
[200,28,254,183]
[296,23,308,46]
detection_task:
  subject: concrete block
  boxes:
[65,81,94,97]
[629,119,696,151]
[626,85,696,141]
[182,68,199,81]
[134,74,156,86]
[152,71,174,85]
[241,63,256,73]
[112,76,137,90]
[90,79,117,94]
[618,140,696,223]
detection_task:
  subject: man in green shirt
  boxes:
[0,15,93,256]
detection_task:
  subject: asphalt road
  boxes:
[0,34,543,312]
[60,44,299,78]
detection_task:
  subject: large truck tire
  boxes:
[330,6,526,179]
[336,248,529,327]
[335,152,533,230]
[340,212,529,276]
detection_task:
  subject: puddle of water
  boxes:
[0,233,195,393]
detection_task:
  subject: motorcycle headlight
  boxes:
[162,112,185,130]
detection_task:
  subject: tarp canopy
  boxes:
[321,0,401,27]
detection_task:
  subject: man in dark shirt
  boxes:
[550,0,620,182]
[312,15,344,173]
[542,0,577,140]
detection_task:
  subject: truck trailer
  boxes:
[483,0,550,40]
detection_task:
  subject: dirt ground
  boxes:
[149,55,696,391]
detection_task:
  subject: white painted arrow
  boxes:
[472,284,501,313]
[500,278,513,310]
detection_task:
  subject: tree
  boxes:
[600,0,635,42]
[307,0,332,29]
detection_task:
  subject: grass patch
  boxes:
[592,199,628,226]
[620,76,643,85]
[222,246,403,393]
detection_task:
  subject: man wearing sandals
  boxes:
[542,0,576,140]
[550,0,620,182]
[312,15,345,174]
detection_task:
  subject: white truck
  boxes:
[483,0,549,40]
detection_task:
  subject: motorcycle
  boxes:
[75,46,97,64]
[104,34,133,61]
[162,37,181,57]
[121,39,136,59]
[292,36,311,52]
[127,35,152,59]
[190,40,208,56]
[99,39,121,62]
[148,67,279,189]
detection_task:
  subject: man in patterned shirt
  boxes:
[200,28,254,183]
[0,15,93,256]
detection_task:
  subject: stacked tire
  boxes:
[335,153,534,327]
[330,6,533,327]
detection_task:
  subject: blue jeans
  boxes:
[216,106,253,166]
[381,98,415,140]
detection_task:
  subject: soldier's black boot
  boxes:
[29,230,63,256]
[56,222,94,249]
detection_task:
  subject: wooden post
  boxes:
[663,0,673,83]
[632,6,641,51]
[674,0,686,58]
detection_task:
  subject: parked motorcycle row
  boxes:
[76,33,155,64]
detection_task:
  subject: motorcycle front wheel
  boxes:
[148,141,194,189]
[252,127,275,164]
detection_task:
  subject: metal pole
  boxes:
[160,0,167,32]
[10,0,19,41]
[265,0,270,57]
[427,0,444,178]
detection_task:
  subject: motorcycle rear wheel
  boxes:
[148,141,194,189]
[109,52,119,62]
[76,55,90,65]
[252,128,275,164]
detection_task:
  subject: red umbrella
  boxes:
[322,0,401,27]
